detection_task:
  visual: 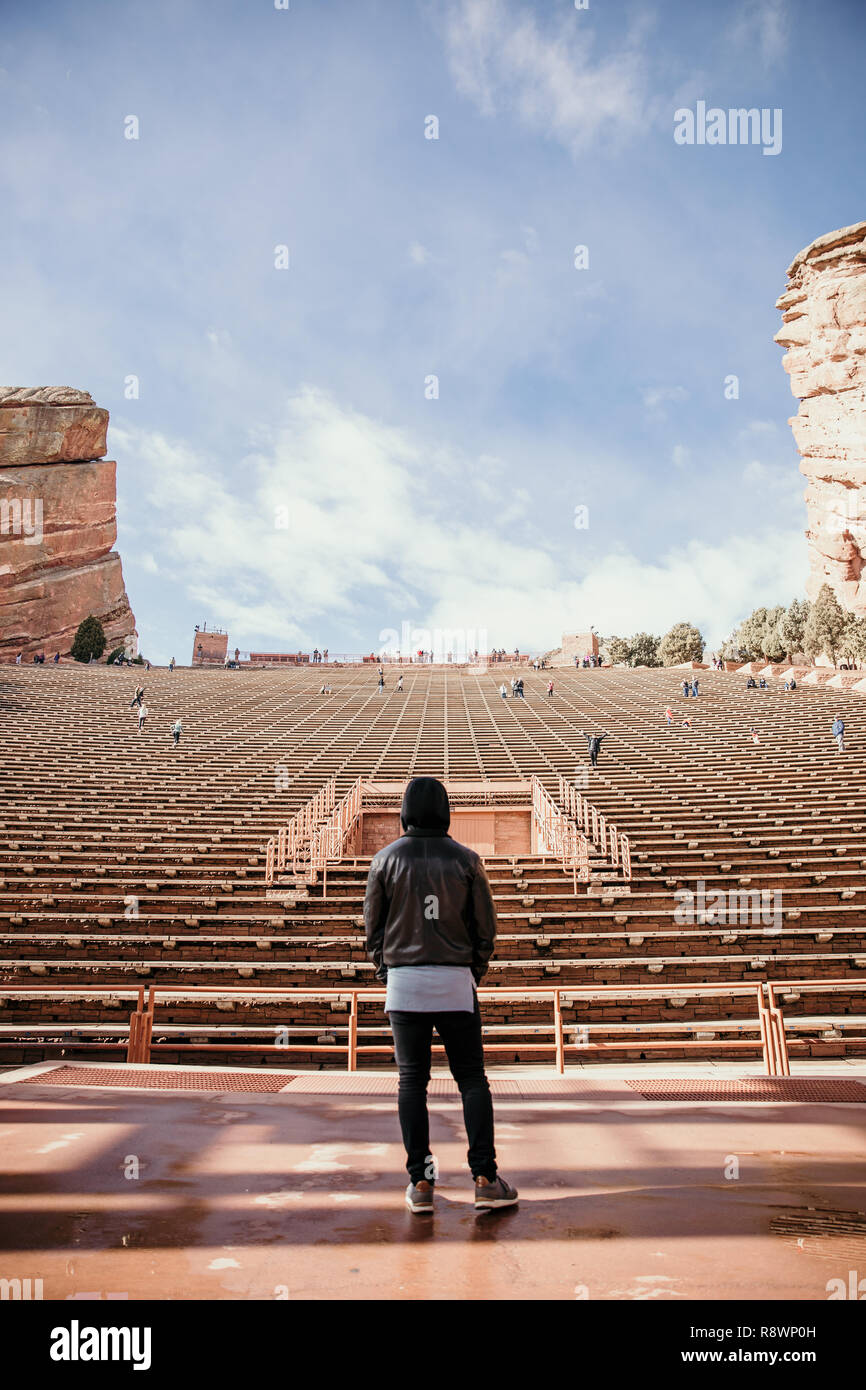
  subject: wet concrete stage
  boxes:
[1,1063,864,1300]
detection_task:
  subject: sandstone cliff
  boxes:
[0,387,137,658]
[776,222,866,616]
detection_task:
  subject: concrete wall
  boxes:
[359,806,530,857]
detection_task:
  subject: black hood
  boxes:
[400,776,451,836]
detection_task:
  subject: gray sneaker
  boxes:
[474,1174,519,1210]
[405,1180,434,1213]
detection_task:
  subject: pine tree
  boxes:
[606,636,631,666]
[759,606,786,662]
[780,598,810,662]
[840,612,866,667]
[803,585,847,667]
[737,607,769,661]
[71,615,107,663]
[629,632,662,667]
[659,621,705,666]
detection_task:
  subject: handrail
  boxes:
[112,980,776,1073]
[305,776,364,884]
[557,775,632,881]
[265,777,337,885]
[3,978,862,1076]
[531,776,590,884]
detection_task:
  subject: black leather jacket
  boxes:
[363,778,497,983]
[364,834,497,982]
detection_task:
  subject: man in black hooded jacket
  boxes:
[364,776,518,1214]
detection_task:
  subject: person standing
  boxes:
[582,729,608,767]
[137,703,148,732]
[169,657,175,673]
[364,777,517,1214]
[691,678,699,697]
[397,674,404,693]
[681,679,689,698]
[172,718,183,746]
[832,715,845,753]
[547,680,554,698]
[500,683,508,699]
[664,706,673,724]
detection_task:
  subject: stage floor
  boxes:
[1,1061,864,1301]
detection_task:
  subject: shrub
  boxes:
[71,615,107,664]
[659,621,705,666]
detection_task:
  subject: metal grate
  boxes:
[625,1078,866,1103]
[14,1068,866,1101]
[19,1066,294,1093]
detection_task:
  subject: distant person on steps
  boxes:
[582,729,608,767]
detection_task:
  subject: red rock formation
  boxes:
[0,387,137,658]
[776,222,866,616]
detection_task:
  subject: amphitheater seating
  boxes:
[0,662,864,1067]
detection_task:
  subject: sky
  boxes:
[1,0,865,662]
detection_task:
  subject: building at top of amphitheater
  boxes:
[0,387,137,658]
[776,220,866,618]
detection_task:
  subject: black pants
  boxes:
[590,749,598,766]
[388,998,497,1184]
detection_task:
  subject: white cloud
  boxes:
[741,458,801,501]
[641,385,688,419]
[672,444,690,470]
[129,552,159,575]
[116,388,808,656]
[443,0,649,155]
[728,0,789,67]
[408,243,432,265]
[742,419,778,436]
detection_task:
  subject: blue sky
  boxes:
[2,0,865,662]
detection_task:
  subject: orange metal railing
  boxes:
[0,979,862,1075]
[531,777,590,885]
[555,776,632,882]
[305,777,364,886]
[265,777,340,885]
[113,981,794,1073]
